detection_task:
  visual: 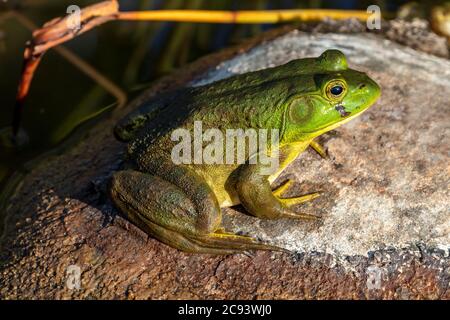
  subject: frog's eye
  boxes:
[325,80,347,100]
[330,85,343,96]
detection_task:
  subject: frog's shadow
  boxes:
[85,172,120,228]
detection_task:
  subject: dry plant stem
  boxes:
[13,1,123,135]
[118,9,370,23]
[13,0,370,135]
[13,52,42,136]
[12,10,126,107]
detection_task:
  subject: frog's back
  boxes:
[114,49,347,143]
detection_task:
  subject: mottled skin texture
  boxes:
[109,50,380,254]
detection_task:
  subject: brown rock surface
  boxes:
[0,28,449,299]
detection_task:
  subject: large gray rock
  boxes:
[206,31,450,257]
[1,30,449,299]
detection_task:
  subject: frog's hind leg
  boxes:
[123,209,246,255]
[141,219,284,255]
[110,169,283,254]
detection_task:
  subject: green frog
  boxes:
[110,50,380,254]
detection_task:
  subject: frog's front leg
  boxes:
[236,163,320,220]
[272,179,321,206]
[110,163,283,254]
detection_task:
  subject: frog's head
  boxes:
[282,50,380,143]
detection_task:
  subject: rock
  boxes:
[386,18,449,58]
[0,29,449,299]
[296,18,449,58]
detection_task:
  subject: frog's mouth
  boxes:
[303,104,367,135]
[335,104,350,117]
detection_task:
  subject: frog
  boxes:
[109,49,380,254]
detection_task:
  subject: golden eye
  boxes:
[326,80,346,100]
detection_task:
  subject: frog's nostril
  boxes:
[358,83,366,90]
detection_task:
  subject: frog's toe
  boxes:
[277,192,322,220]
[272,179,294,197]
[142,220,241,255]
[150,224,287,254]
[190,230,288,254]
[309,140,329,159]
[272,180,321,206]
[242,250,257,258]
[279,211,321,220]
[277,192,321,207]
